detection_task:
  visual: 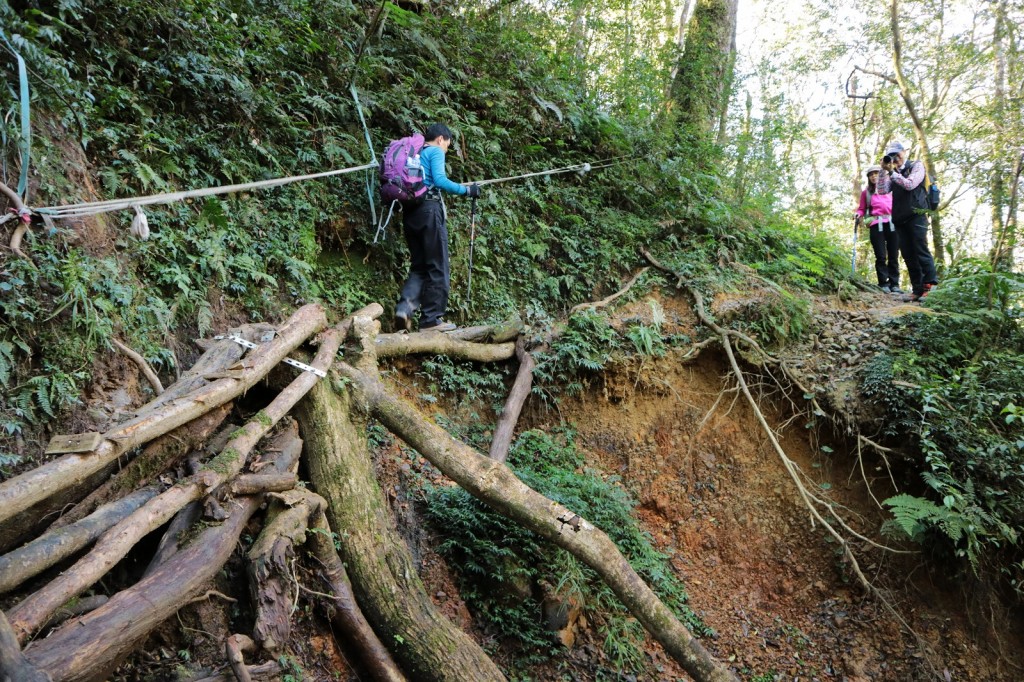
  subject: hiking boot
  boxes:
[880,286,892,294]
[890,286,904,294]
[420,320,457,333]
[924,282,937,295]
[394,302,413,333]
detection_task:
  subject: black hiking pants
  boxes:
[868,219,900,288]
[895,213,937,297]
[398,199,449,327]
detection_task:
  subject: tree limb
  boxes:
[489,336,537,462]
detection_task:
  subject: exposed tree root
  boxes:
[112,338,165,396]
[569,266,650,316]
[1,181,34,267]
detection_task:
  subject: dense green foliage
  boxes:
[0,0,842,465]
[863,261,1024,590]
[424,429,710,676]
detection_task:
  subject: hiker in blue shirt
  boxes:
[394,123,481,333]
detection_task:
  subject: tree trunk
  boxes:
[890,0,944,264]
[670,0,739,136]
[296,377,506,682]
[847,75,864,204]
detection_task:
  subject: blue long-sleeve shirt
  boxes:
[421,145,468,196]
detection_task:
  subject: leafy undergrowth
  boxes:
[424,428,710,678]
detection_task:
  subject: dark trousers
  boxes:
[894,213,937,296]
[868,219,900,288]
[398,200,449,327]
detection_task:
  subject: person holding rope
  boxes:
[855,165,901,293]
[394,124,480,333]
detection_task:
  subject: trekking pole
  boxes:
[851,217,859,275]
[465,196,478,309]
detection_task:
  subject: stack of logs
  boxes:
[0,303,736,682]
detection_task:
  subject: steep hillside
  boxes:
[3,2,1024,681]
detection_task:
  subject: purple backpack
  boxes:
[380,133,427,205]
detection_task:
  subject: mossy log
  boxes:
[296,378,506,682]
[20,424,303,682]
[49,404,232,530]
[0,304,327,528]
[375,333,515,362]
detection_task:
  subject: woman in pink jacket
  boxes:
[855,165,901,293]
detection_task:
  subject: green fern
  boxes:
[883,494,953,543]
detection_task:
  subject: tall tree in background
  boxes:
[988,0,1023,269]
[670,0,739,135]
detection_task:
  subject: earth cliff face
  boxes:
[540,290,1021,681]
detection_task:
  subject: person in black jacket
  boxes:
[876,141,937,301]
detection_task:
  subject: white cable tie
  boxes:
[214,335,326,378]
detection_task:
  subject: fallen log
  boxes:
[297,354,505,681]
[378,319,522,345]
[0,304,326,527]
[375,334,515,362]
[0,487,159,595]
[141,502,201,579]
[246,495,307,655]
[185,661,283,682]
[489,336,537,462]
[0,611,49,682]
[304,496,407,682]
[8,323,341,644]
[48,404,232,530]
[20,424,303,682]
[338,348,738,682]
[146,324,274,410]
